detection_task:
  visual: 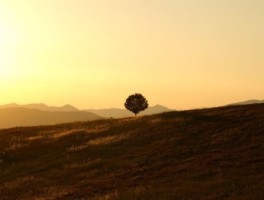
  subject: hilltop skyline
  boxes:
[0,0,263,109]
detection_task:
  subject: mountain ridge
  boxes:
[0,103,173,119]
[0,103,79,112]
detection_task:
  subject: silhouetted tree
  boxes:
[124,93,148,116]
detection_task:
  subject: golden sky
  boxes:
[0,0,263,109]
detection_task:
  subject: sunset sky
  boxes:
[0,0,263,109]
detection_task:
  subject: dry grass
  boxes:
[0,104,264,199]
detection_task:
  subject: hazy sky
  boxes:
[0,0,263,109]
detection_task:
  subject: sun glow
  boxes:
[0,38,13,80]
[0,8,10,45]
[0,21,6,48]
[0,66,14,79]
[0,16,18,80]
[0,0,263,109]
[0,23,9,79]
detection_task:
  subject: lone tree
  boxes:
[124,93,148,116]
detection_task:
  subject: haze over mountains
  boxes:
[0,107,102,129]
[0,103,79,112]
[0,103,172,129]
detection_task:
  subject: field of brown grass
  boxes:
[0,104,264,199]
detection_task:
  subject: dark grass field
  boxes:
[0,104,264,199]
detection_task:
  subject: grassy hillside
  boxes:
[0,104,263,199]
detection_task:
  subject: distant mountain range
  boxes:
[1,99,262,129]
[85,104,173,118]
[0,103,79,112]
[0,103,172,129]
[228,99,264,106]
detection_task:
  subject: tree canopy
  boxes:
[124,93,148,116]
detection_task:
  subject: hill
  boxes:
[228,99,264,106]
[0,103,79,112]
[86,104,172,118]
[0,108,102,129]
[0,104,263,199]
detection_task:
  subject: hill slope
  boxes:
[228,99,264,106]
[0,104,263,199]
[0,107,102,129]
